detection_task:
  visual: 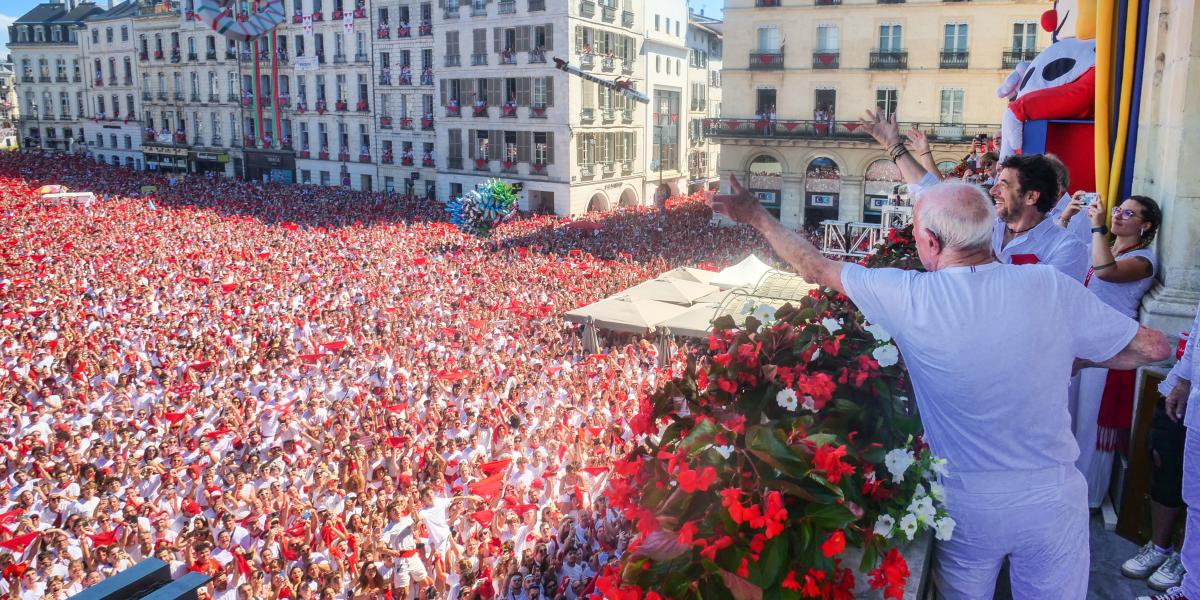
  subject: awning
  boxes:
[655,303,722,339]
[658,266,718,285]
[710,255,778,289]
[621,278,719,306]
[564,297,689,335]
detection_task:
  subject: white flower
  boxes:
[912,483,926,498]
[713,445,734,460]
[864,322,892,342]
[800,394,816,412]
[872,344,900,368]
[820,317,841,333]
[884,448,915,483]
[873,514,896,539]
[928,481,946,502]
[775,388,798,411]
[929,457,949,478]
[811,348,822,361]
[933,516,957,541]
[752,304,776,324]
[899,513,919,541]
[908,495,937,523]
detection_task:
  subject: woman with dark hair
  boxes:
[1061,192,1164,504]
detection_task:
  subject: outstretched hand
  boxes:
[907,127,930,154]
[860,108,902,148]
[706,175,769,227]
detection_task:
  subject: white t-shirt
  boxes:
[841,262,1138,473]
[417,498,452,553]
[991,216,1090,282]
[1085,248,1156,319]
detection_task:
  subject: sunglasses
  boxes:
[1112,207,1143,220]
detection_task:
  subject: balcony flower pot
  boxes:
[398,26,411,37]
[380,116,392,127]
[356,101,369,111]
[336,101,348,111]
[531,106,547,118]
[299,150,311,158]
[447,106,461,117]
[421,117,434,129]
[475,158,488,169]
[533,163,545,173]
[503,160,514,170]
[312,11,323,21]
[296,105,307,114]
[339,153,350,162]
[473,106,488,117]
[382,153,393,164]
[423,159,435,167]
[154,50,164,59]
[377,29,389,39]
[332,10,342,19]
[319,151,329,160]
[401,157,414,166]
[293,14,303,23]
[400,118,413,128]
[359,154,371,163]
[354,8,366,18]
[502,105,516,117]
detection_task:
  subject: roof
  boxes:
[86,1,137,21]
[14,2,103,25]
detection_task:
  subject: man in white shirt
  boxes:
[1147,302,1200,600]
[989,154,1089,281]
[708,171,1170,598]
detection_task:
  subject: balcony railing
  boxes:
[869,50,908,70]
[601,5,615,21]
[703,117,998,144]
[812,51,839,69]
[755,0,780,5]
[622,10,633,27]
[815,0,841,4]
[206,50,218,60]
[471,53,488,66]
[878,0,905,3]
[749,52,784,70]
[445,55,462,67]
[334,54,347,64]
[1002,48,1038,70]
[499,0,516,13]
[580,0,595,17]
[940,50,969,69]
[471,3,487,16]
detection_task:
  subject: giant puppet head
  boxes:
[997,0,1098,159]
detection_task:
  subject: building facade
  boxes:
[711,0,1044,228]
[10,1,102,153]
[81,1,143,169]
[640,0,688,206]
[0,59,20,149]
[686,11,721,193]
[372,0,438,197]
[434,0,653,216]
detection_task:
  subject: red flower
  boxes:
[802,568,826,597]
[696,368,709,391]
[698,535,733,561]
[736,557,750,578]
[720,488,744,523]
[711,352,733,367]
[821,530,846,557]
[677,520,699,546]
[782,569,800,591]
[822,334,843,356]
[798,372,837,409]
[812,444,855,485]
[763,491,788,539]
[868,548,910,600]
[717,377,738,394]
[722,414,746,435]
[677,464,718,493]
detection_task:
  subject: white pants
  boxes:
[935,464,1090,599]
[1070,367,1116,509]
[1182,427,1199,598]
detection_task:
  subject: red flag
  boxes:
[162,412,187,424]
[298,353,322,364]
[0,509,23,527]
[187,277,211,285]
[233,551,252,578]
[220,283,239,294]
[87,530,119,547]
[202,428,232,439]
[189,361,214,371]
[580,466,608,477]
[383,403,408,413]
[0,531,39,553]
[468,472,506,501]
[470,510,494,525]
[321,340,348,352]
[478,459,511,477]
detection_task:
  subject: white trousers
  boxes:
[1182,427,1199,598]
[1069,367,1116,509]
[935,464,1090,600]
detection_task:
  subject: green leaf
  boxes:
[804,502,856,530]
[681,416,722,454]
[802,433,839,448]
[859,538,879,572]
[713,314,737,331]
[751,535,788,589]
[745,425,810,479]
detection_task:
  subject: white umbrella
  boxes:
[710,255,777,289]
[622,278,720,306]
[564,297,689,335]
[659,266,718,285]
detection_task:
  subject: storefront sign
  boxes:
[192,151,230,163]
[142,145,188,157]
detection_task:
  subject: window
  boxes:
[939,89,964,124]
[1013,22,1037,52]
[816,25,838,52]
[91,29,99,45]
[879,25,902,51]
[876,89,898,120]
[106,27,113,43]
[756,26,780,52]
[944,23,968,51]
[121,26,129,41]
[654,14,660,31]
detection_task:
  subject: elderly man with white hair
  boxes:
[708,161,1171,596]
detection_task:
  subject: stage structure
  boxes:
[818,187,911,259]
[68,558,210,600]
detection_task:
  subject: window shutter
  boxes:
[545,76,554,106]
[516,77,530,106]
[494,27,501,53]
[544,23,553,50]
[462,82,475,107]
[467,128,476,157]
[574,25,583,52]
[489,130,501,160]
[516,26,530,52]
[440,79,447,105]
[517,131,531,162]
[546,132,554,164]
[487,78,501,106]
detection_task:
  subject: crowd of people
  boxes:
[0,151,781,600]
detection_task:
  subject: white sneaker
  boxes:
[1136,587,1189,600]
[1148,553,1186,592]
[1123,542,1171,578]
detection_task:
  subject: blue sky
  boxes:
[1,0,725,58]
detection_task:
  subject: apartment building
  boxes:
[434,0,649,215]
[10,1,102,153]
[712,0,1043,228]
[81,1,143,169]
[372,0,438,197]
[0,59,20,149]
[685,10,721,193]
[640,0,688,206]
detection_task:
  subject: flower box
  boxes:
[293,14,303,23]
[401,157,414,166]
[332,10,343,19]
[380,116,392,128]
[475,158,488,169]
[503,160,515,170]
[423,158,435,167]
[531,106,547,118]
[419,23,432,35]
[318,151,329,160]
[299,150,311,158]
[312,11,323,21]
[359,154,371,163]
[377,29,390,39]
[473,106,488,117]
[154,50,164,59]
[398,26,411,37]
[399,117,413,129]
[356,101,369,112]
[502,104,517,117]
[335,100,348,111]
[446,106,461,117]
[532,162,546,173]
[382,152,393,164]
[354,8,366,18]
[421,117,434,129]
[339,152,350,162]
[296,104,307,114]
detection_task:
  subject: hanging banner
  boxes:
[342,11,354,32]
[302,14,313,37]
[294,56,318,71]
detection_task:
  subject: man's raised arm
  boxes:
[707,175,845,294]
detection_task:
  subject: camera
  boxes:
[1079,192,1099,207]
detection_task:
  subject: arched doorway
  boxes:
[804,157,840,225]
[864,159,903,224]
[937,160,959,178]
[587,192,609,212]
[619,187,639,208]
[747,155,782,218]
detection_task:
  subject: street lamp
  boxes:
[30,102,40,150]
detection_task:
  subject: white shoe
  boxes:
[1123,542,1171,578]
[1148,553,1186,592]
[1136,587,1189,600]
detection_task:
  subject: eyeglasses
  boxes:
[1112,207,1144,220]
